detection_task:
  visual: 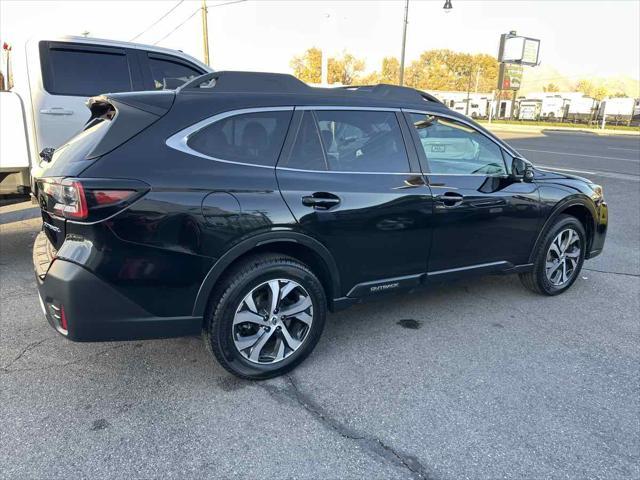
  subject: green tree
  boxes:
[290,47,322,84]
[543,83,560,92]
[328,51,366,85]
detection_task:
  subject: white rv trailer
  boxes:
[426,90,493,119]
[539,96,569,120]
[518,99,542,120]
[597,97,640,125]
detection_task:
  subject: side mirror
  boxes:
[511,156,534,183]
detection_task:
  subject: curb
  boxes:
[479,123,640,137]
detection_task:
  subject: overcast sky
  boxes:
[2,0,639,80]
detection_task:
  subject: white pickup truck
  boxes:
[0,35,211,195]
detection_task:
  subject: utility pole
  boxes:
[465,68,472,116]
[201,0,210,66]
[399,0,409,86]
[474,67,482,92]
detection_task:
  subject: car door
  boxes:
[276,107,434,297]
[33,41,143,153]
[404,111,541,276]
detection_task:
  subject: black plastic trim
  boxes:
[192,231,341,316]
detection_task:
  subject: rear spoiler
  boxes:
[84,91,175,159]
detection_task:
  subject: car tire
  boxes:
[203,254,326,380]
[519,214,586,296]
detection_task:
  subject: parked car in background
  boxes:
[0,36,210,195]
[33,71,608,379]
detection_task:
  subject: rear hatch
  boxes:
[37,91,174,248]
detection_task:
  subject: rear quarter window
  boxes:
[187,111,293,167]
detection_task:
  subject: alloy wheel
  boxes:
[545,228,581,286]
[232,279,314,364]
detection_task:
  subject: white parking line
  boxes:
[538,165,639,181]
[518,148,638,162]
[538,165,596,175]
[608,147,640,152]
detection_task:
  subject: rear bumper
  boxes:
[35,248,201,342]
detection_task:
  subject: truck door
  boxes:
[30,41,144,153]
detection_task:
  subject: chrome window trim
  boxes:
[297,105,401,112]
[165,106,295,169]
[402,108,523,162]
[277,166,414,176]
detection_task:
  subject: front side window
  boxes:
[187,111,292,166]
[148,55,202,89]
[409,113,507,175]
[42,46,132,96]
[313,110,409,173]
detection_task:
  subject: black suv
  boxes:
[34,72,608,379]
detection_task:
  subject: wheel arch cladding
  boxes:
[192,232,341,318]
[530,198,596,263]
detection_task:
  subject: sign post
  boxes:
[496,31,540,120]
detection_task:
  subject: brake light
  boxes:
[43,179,88,219]
[41,178,139,221]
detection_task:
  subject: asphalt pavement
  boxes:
[1,130,638,479]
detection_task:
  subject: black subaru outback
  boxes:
[34,72,607,379]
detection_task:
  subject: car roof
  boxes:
[174,71,455,114]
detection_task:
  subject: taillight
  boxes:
[41,178,142,221]
[42,179,88,219]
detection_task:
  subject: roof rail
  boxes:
[177,71,311,94]
[177,71,443,105]
[338,84,443,104]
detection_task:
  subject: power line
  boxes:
[152,0,247,46]
[153,7,200,45]
[129,0,185,42]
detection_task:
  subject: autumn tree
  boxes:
[380,57,400,84]
[403,50,498,92]
[290,48,499,91]
[289,47,322,84]
[328,51,366,85]
[573,79,609,100]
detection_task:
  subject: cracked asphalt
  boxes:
[1,131,639,479]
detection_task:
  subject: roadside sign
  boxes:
[498,63,523,90]
[498,33,540,66]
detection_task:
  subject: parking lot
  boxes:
[1,130,638,479]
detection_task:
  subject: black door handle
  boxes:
[302,193,341,210]
[435,192,464,207]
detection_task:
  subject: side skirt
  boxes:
[333,261,532,307]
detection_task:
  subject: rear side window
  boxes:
[148,55,202,89]
[314,110,409,173]
[41,44,133,96]
[187,111,293,166]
